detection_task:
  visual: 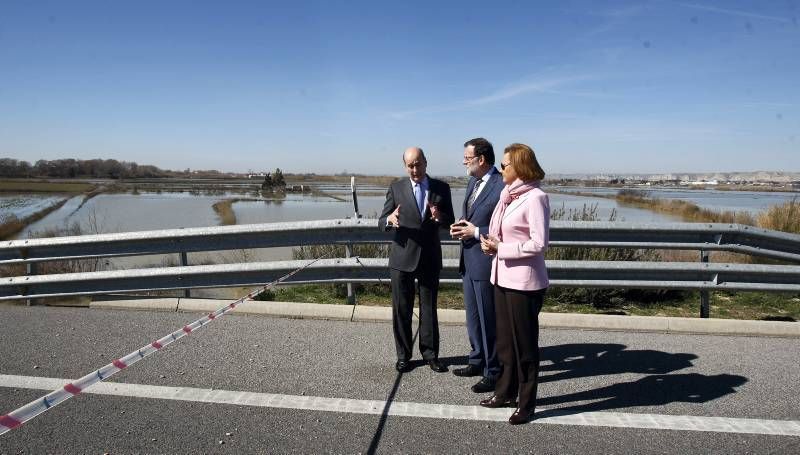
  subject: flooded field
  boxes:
[0,194,66,223]
[6,184,797,240]
[9,187,685,239]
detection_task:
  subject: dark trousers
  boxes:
[494,286,545,413]
[390,266,440,361]
[463,277,499,379]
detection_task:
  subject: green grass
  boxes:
[257,283,800,321]
[545,291,800,320]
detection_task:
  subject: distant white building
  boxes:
[682,179,719,186]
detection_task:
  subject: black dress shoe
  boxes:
[427,359,447,373]
[508,408,533,425]
[471,377,496,393]
[479,395,517,408]
[395,360,411,372]
[453,364,482,377]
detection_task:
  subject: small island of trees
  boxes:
[261,168,286,194]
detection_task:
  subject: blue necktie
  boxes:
[414,183,425,217]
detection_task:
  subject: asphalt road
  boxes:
[1,305,799,454]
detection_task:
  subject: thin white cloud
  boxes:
[675,2,792,23]
[466,76,590,106]
[389,75,594,119]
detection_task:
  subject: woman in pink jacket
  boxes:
[479,143,549,425]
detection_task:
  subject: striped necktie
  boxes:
[467,179,482,211]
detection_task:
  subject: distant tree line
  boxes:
[0,158,168,179]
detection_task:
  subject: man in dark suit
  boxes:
[378,147,455,373]
[449,138,504,393]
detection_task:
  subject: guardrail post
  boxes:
[345,243,356,305]
[351,176,360,218]
[700,249,710,318]
[180,252,190,298]
[25,262,37,306]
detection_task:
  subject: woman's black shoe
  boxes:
[508,408,533,425]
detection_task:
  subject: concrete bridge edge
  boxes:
[74,297,800,338]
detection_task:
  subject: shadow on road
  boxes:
[367,341,746,445]
[366,365,404,455]
[366,329,420,455]
[535,343,747,416]
[539,343,698,382]
[537,372,748,416]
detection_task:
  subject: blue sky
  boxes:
[1,1,798,175]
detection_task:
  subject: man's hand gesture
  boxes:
[387,204,401,227]
[428,201,441,222]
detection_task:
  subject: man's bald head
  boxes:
[402,146,427,183]
[403,147,426,165]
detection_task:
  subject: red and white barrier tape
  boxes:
[0,254,329,436]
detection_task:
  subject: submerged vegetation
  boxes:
[614,189,800,236]
[551,188,799,236]
[212,199,237,225]
[616,189,757,224]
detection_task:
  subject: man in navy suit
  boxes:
[449,138,504,393]
[379,147,455,373]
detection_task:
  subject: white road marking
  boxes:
[2,374,799,437]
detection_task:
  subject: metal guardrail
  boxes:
[2,219,800,264]
[1,219,799,316]
[2,258,799,301]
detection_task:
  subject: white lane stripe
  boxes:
[2,374,799,437]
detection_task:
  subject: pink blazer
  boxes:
[489,186,549,291]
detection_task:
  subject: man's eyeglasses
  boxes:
[463,155,479,162]
[500,162,512,170]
